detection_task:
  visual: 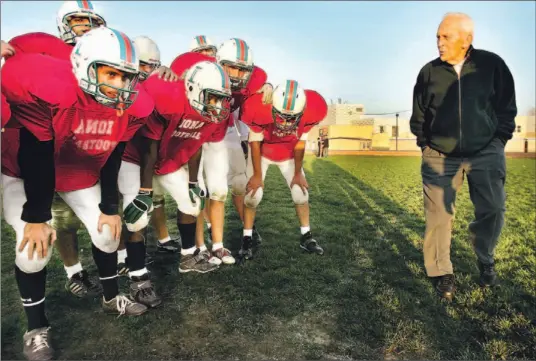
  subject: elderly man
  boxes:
[410,12,517,300]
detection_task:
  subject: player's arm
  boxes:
[245,128,264,196]
[294,132,309,174]
[99,142,127,216]
[139,136,160,190]
[187,146,206,210]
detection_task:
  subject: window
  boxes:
[517,125,522,133]
[379,126,385,134]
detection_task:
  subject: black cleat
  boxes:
[130,273,162,308]
[252,225,262,246]
[300,231,324,255]
[65,270,102,298]
[436,274,455,301]
[237,236,254,264]
[157,237,181,253]
[145,252,154,266]
[478,261,498,287]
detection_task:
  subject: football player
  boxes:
[115,36,181,280]
[1,27,153,360]
[170,38,269,265]
[238,80,328,262]
[190,35,217,57]
[120,60,232,274]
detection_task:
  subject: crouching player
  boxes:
[238,80,328,261]
[1,27,153,359]
[120,60,232,276]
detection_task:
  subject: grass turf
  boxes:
[1,155,535,360]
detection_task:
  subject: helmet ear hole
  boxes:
[189,85,193,91]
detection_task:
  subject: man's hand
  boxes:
[257,83,273,104]
[19,223,56,260]
[1,40,15,59]
[246,174,264,197]
[290,173,308,195]
[189,182,206,210]
[98,213,122,241]
[156,66,179,82]
[124,190,154,232]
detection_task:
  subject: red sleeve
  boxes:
[140,111,166,140]
[170,52,215,77]
[239,93,271,133]
[246,66,268,94]
[302,90,328,132]
[9,32,72,61]
[127,84,155,119]
[143,76,186,116]
[208,121,228,143]
[1,93,11,128]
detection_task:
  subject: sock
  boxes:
[212,242,223,251]
[243,229,253,237]
[181,246,196,256]
[91,245,118,302]
[64,262,83,279]
[198,245,207,252]
[125,241,146,273]
[129,267,148,278]
[300,226,311,235]
[206,222,212,229]
[178,222,196,250]
[117,249,127,264]
[158,236,171,244]
[15,266,49,331]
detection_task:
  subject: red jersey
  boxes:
[240,90,327,162]
[1,32,73,178]
[170,51,267,127]
[1,53,154,192]
[1,93,10,128]
[122,75,227,175]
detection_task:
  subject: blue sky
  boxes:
[1,1,535,116]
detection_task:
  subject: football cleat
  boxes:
[65,270,102,298]
[129,274,162,308]
[23,327,54,361]
[300,231,324,255]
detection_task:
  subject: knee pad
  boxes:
[153,194,165,209]
[230,174,247,196]
[177,201,201,217]
[15,245,52,274]
[91,226,120,254]
[208,186,228,202]
[291,185,309,205]
[244,188,263,209]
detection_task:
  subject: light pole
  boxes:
[395,113,399,151]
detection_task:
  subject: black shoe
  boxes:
[252,225,262,246]
[237,236,254,264]
[436,274,455,300]
[145,252,154,266]
[130,273,162,308]
[117,261,129,277]
[300,231,324,255]
[157,237,181,253]
[65,270,102,298]
[478,261,498,287]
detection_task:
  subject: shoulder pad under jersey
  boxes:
[142,75,186,116]
[9,32,72,61]
[302,90,328,126]
[170,51,215,78]
[240,92,272,127]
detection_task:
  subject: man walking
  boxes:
[410,12,517,300]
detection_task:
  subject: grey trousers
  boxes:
[421,138,506,277]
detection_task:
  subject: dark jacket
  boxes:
[410,46,517,156]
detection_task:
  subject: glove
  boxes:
[189,182,206,211]
[257,83,273,105]
[123,189,154,232]
[241,140,249,159]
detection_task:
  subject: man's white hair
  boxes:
[442,12,474,35]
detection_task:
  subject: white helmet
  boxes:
[216,38,254,91]
[133,36,161,81]
[184,61,232,123]
[189,35,217,55]
[272,80,307,132]
[57,0,106,44]
[71,27,140,110]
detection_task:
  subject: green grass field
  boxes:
[2,155,535,360]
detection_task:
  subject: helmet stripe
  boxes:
[216,64,230,91]
[284,80,298,111]
[110,28,135,64]
[77,0,93,10]
[233,38,248,63]
[197,36,206,46]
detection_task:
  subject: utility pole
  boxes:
[395,113,399,151]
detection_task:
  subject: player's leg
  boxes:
[2,174,54,360]
[156,165,218,273]
[203,140,235,264]
[118,161,162,308]
[60,184,147,316]
[278,159,323,255]
[152,196,181,253]
[240,155,270,260]
[51,194,101,297]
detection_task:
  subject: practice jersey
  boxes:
[1,53,154,191]
[240,90,327,161]
[122,75,228,175]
